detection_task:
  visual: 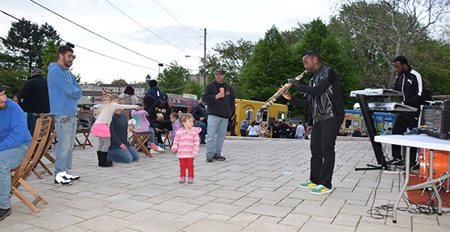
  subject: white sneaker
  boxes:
[155,146,165,152]
[54,172,72,185]
[150,143,165,153]
[64,172,80,180]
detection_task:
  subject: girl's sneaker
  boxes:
[179,177,186,184]
[150,143,165,153]
[187,177,194,184]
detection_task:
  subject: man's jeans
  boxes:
[54,115,77,174]
[195,121,207,143]
[0,144,28,209]
[205,115,228,160]
[107,146,139,163]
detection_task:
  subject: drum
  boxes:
[418,148,449,179]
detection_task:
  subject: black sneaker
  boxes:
[206,158,214,163]
[0,208,11,221]
[214,155,226,161]
[387,158,403,166]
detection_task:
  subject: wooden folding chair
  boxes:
[11,117,52,213]
[75,108,94,149]
[130,131,152,157]
[32,114,56,179]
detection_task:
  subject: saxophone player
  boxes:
[281,51,344,195]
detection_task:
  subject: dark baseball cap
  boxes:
[0,84,7,92]
[214,68,225,75]
[31,68,42,76]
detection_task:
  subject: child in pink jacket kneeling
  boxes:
[171,113,201,184]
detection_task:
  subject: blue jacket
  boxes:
[0,99,31,152]
[47,62,82,116]
[146,86,160,101]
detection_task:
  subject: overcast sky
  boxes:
[1,0,337,84]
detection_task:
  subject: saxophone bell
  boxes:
[261,71,307,110]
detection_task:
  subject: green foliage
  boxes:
[0,44,27,96]
[41,40,59,76]
[240,26,298,101]
[157,62,190,95]
[0,68,28,96]
[1,18,59,70]
[294,19,361,109]
[184,79,203,99]
[329,0,448,87]
[411,39,450,95]
[111,78,128,86]
[157,63,202,98]
[205,39,254,96]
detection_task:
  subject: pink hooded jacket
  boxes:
[171,127,202,158]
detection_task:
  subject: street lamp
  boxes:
[158,63,164,75]
[185,55,206,87]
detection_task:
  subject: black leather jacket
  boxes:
[290,66,345,125]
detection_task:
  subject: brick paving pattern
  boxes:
[1,136,449,231]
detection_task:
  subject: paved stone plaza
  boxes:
[1,136,449,232]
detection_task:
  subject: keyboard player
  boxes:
[390,56,427,168]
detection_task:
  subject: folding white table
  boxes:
[374,134,450,223]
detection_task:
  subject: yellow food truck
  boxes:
[233,98,289,136]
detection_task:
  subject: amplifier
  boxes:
[419,102,450,139]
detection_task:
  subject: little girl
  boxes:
[169,112,181,142]
[91,94,138,167]
[171,113,201,184]
[130,104,164,153]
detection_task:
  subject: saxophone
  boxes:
[261,71,308,110]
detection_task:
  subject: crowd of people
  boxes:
[0,45,428,221]
[239,118,308,139]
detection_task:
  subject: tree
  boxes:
[0,44,27,95]
[205,39,255,96]
[294,19,360,108]
[184,80,203,99]
[1,18,59,71]
[330,0,450,86]
[111,78,128,86]
[411,39,450,95]
[0,69,28,96]
[41,40,59,76]
[157,62,190,95]
[240,26,298,101]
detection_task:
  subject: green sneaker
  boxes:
[310,184,333,195]
[299,180,317,189]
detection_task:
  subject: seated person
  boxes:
[107,109,139,163]
[352,128,362,137]
[130,104,164,152]
[0,86,32,221]
[147,92,172,147]
[247,121,259,137]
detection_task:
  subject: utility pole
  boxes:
[203,28,207,88]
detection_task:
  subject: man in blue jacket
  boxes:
[0,85,32,221]
[47,45,82,185]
